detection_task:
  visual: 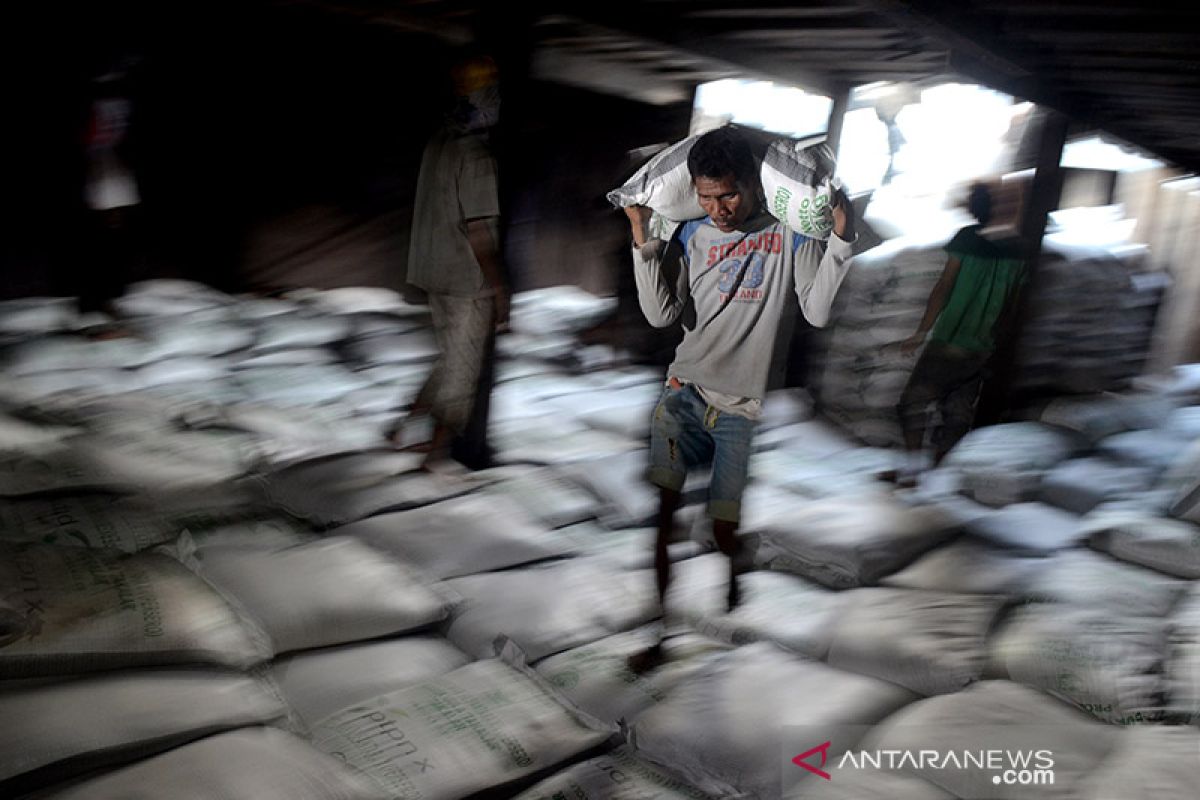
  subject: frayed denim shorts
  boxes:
[647,381,755,523]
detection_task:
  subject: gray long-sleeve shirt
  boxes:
[633,211,854,403]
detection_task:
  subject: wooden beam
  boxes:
[715,28,908,42]
[763,48,947,62]
[685,5,873,20]
[825,84,852,153]
[783,59,945,73]
[555,7,846,95]
[976,1,1173,17]
[869,0,1034,78]
[1017,55,1200,71]
[1041,71,1200,88]
[1018,30,1200,45]
[975,109,1069,425]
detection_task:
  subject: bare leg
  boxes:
[712,518,744,611]
[653,487,680,605]
[628,486,680,673]
[387,379,435,450]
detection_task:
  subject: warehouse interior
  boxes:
[2,2,1199,798]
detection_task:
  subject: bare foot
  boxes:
[385,417,433,453]
[419,456,467,476]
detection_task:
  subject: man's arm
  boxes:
[626,205,687,328]
[900,256,962,354]
[465,217,508,330]
[793,191,857,327]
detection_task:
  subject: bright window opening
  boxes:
[690,79,832,139]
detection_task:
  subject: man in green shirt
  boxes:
[896,183,1026,484]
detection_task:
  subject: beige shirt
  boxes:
[406,129,500,296]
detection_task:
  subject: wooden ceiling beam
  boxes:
[1042,71,1200,88]
[776,58,945,72]
[1019,30,1200,45]
[685,5,873,20]
[978,2,1191,19]
[1031,54,1200,71]
[858,0,1200,170]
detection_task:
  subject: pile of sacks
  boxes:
[809,224,1165,448]
[907,383,1200,728]
[1011,238,1165,396]
[2,276,1199,800]
[808,237,947,446]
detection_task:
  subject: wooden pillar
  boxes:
[974,108,1068,426]
[1149,179,1200,369]
[825,84,851,153]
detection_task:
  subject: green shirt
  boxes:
[930,225,1026,353]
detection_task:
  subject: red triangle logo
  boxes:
[792,741,832,780]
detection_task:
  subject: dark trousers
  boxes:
[450,327,497,470]
[78,207,141,314]
[897,340,991,459]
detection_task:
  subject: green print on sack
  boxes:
[796,194,833,235]
[772,186,792,220]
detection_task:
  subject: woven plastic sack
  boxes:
[755,493,957,588]
[0,670,286,794]
[1025,549,1187,617]
[1162,439,1200,523]
[1038,457,1157,515]
[826,588,1005,696]
[513,746,725,800]
[881,537,1049,597]
[535,627,731,726]
[38,727,382,800]
[963,502,1086,554]
[444,558,658,661]
[271,635,470,726]
[628,643,915,800]
[607,128,838,239]
[0,542,272,678]
[861,681,1120,800]
[667,554,844,659]
[0,494,178,552]
[336,492,568,580]
[1078,726,1200,800]
[1084,509,1200,578]
[1165,585,1200,723]
[309,658,613,800]
[185,536,450,654]
[989,604,1167,725]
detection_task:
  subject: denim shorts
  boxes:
[647,382,756,523]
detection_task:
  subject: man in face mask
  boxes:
[390,54,508,473]
[448,58,502,134]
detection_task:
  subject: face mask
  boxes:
[450,85,501,133]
